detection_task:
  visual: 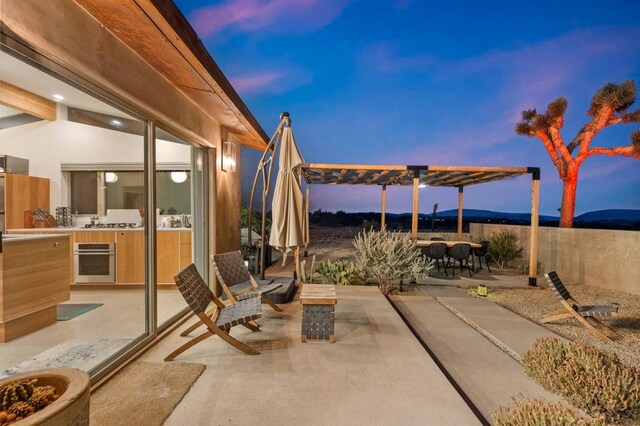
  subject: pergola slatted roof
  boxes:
[299,164,530,187]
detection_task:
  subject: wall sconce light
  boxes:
[222,140,236,172]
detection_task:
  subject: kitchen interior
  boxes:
[0,50,205,373]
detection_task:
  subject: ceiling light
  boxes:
[171,171,188,183]
[53,94,64,102]
[418,183,427,188]
[111,119,122,127]
[105,172,119,183]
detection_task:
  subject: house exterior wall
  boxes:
[1,0,246,273]
[470,223,640,296]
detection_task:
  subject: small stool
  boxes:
[300,284,337,343]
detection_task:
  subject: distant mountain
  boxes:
[425,209,559,222]
[574,209,640,223]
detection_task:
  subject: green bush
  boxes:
[314,260,364,285]
[494,398,603,426]
[522,338,640,423]
[352,228,431,295]
[487,229,523,268]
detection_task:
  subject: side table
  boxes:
[300,284,337,343]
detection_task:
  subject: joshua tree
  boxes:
[515,80,640,228]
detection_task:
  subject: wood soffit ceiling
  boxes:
[74,0,268,150]
[299,164,531,187]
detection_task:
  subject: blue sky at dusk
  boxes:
[175,0,640,215]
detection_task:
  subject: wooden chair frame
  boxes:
[541,272,618,342]
[166,264,262,361]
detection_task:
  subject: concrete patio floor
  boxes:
[140,286,481,425]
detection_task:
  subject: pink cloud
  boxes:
[230,72,283,93]
[189,0,352,38]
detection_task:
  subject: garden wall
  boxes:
[470,223,640,296]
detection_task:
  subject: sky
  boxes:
[175,0,640,215]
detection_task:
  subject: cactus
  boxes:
[8,401,34,417]
[314,260,364,286]
[0,379,36,411]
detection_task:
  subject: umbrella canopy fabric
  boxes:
[269,126,306,253]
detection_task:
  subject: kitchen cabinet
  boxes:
[2,173,50,229]
[116,231,145,284]
[157,231,180,283]
[179,230,192,269]
[75,231,115,243]
[1,235,71,342]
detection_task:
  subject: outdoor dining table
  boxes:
[415,240,481,249]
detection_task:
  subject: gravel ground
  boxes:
[491,286,640,369]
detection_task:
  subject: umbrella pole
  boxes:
[248,113,290,278]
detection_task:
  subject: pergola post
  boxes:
[528,168,540,286]
[380,184,387,230]
[457,186,463,240]
[411,170,420,240]
[304,184,310,257]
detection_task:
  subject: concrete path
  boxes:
[437,296,565,360]
[390,295,562,422]
[141,286,481,426]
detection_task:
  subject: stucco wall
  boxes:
[470,223,640,296]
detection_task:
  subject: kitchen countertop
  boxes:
[2,233,71,243]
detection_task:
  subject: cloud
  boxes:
[230,72,283,93]
[189,0,352,38]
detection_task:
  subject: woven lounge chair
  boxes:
[212,250,284,312]
[165,264,262,360]
[542,271,618,341]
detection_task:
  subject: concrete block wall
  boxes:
[470,223,640,296]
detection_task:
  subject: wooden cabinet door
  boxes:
[29,177,50,212]
[5,173,31,229]
[179,231,192,269]
[74,231,116,243]
[116,231,145,283]
[157,231,180,283]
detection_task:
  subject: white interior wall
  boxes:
[0,115,190,209]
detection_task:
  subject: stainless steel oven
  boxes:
[74,242,115,283]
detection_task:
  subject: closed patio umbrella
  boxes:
[269,125,305,255]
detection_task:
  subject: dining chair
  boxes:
[430,237,445,241]
[473,240,491,273]
[446,243,473,277]
[424,243,448,276]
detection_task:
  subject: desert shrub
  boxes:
[522,338,640,423]
[488,229,523,268]
[494,398,603,426]
[314,260,364,285]
[352,228,431,295]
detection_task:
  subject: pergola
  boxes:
[299,163,541,286]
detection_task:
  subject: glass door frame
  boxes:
[0,39,211,385]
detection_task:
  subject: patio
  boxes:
[139,286,481,425]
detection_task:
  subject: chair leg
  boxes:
[242,321,260,332]
[216,329,261,355]
[165,329,214,361]
[181,309,215,336]
[569,311,613,342]
[589,317,617,335]
[262,294,283,312]
[541,311,573,323]
[485,256,492,273]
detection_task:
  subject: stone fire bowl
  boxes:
[0,368,90,425]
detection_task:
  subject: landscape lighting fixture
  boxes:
[52,94,64,102]
[105,172,118,183]
[171,171,188,183]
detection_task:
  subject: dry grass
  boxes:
[492,286,640,369]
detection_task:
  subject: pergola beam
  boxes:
[457,186,463,240]
[381,184,387,230]
[528,168,541,286]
